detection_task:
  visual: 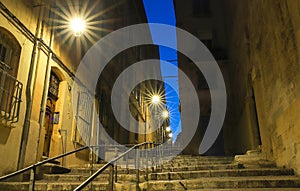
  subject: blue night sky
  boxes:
[143,0,181,141]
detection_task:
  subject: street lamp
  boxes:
[70,17,85,37]
[161,110,169,119]
[151,94,161,105]
[166,126,171,132]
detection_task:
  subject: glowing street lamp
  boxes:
[168,133,173,138]
[70,18,85,37]
[166,126,171,132]
[151,94,161,105]
[162,110,169,119]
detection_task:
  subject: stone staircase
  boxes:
[141,155,300,190]
[0,155,300,190]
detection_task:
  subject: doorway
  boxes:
[248,73,262,148]
[252,87,262,146]
[43,72,60,157]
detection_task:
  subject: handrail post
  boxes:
[28,166,36,191]
[109,164,114,191]
[145,143,149,181]
[161,143,164,164]
[114,146,118,183]
[126,152,129,174]
[136,148,140,191]
[114,164,118,183]
[89,148,93,191]
[156,143,158,172]
[151,143,155,173]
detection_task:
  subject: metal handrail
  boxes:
[0,146,90,182]
[74,142,154,191]
[0,142,160,191]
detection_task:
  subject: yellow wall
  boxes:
[0,0,89,176]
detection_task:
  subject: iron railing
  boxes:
[74,142,157,191]
[0,146,91,191]
[0,142,165,191]
[0,66,23,124]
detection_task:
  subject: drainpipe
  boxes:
[18,5,44,170]
[35,4,56,164]
[58,129,67,166]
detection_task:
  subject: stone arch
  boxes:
[51,66,66,82]
[43,67,67,157]
[246,71,262,149]
[0,26,21,78]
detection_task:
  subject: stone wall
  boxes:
[226,0,300,174]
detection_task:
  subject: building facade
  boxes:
[175,0,300,175]
[1,0,299,179]
[0,0,163,176]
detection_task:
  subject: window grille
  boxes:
[74,90,93,146]
[0,68,22,124]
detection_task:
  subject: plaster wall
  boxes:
[0,0,88,175]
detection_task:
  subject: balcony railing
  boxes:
[0,67,23,125]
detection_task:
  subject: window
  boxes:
[193,0,211,17]
[48,72,60,100]
[0,28,22,125]
[0,44,7,63]
[74,90,93,146]
[198,71,209,90]
[198,31,213,51]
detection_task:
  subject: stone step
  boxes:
[187,189,300,191]
[70,167,145,174]
[70,167,111,174]
[43,174,110,182]
[70,163,106,168]
[69,157,234,170]
[149,168,294,180]
[0,182,109,191]
[69,162,276,174]
[162,162,278,171]
[140,176,300,190]
[69,163,276,175]
[156,164,242,172]
[163,160,233,166]
[173,156,234,160]
[43,173,143,182]
[170,159,233,164]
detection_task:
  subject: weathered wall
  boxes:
[0,0,88,176]
[226,0,300,174]
[0,0,37,175]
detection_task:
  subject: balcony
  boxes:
[0,66,23,126]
